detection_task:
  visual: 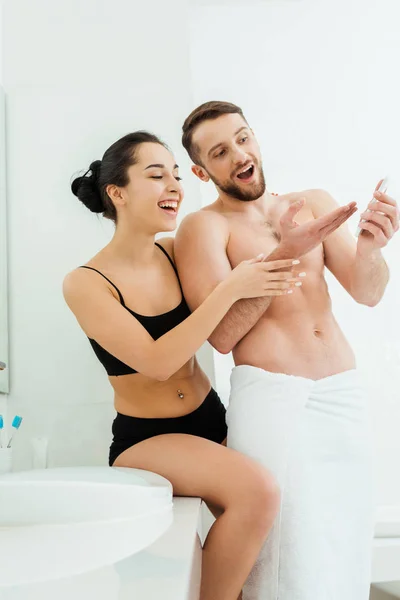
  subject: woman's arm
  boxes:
[63,255,298,381]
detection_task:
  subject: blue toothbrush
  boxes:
[7,416,23,448]
[0,415,4,448]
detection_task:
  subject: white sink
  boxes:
[0,467,173,587]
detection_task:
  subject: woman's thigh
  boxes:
[113,433,274,510]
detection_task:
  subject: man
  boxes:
[174,101,399,600]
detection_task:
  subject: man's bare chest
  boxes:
[226,214,324,273]
[227,221,281,266]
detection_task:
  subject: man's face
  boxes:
[192,113,266,202]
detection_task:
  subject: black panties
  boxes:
[109,388,227,466]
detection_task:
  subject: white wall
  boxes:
[0,0,7,413]
[0,1,2,85]
[189,0,400,505]
[2,0,213,469]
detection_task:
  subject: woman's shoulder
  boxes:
[62,262,114,311]
[156,236,175,261]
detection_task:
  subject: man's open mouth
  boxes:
[236,165,255,181]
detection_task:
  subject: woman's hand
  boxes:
[225,254,305,302]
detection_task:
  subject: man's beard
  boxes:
[208,164,266,202]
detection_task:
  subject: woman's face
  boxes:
[119,142,184,233]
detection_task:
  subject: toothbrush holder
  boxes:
[0,447,12,475]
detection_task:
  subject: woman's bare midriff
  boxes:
[233,273,356,381]
[110,357,212,418]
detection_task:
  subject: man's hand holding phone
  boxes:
[356,177,399,251]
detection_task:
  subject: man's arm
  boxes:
[307,188,397,307]
[175,199,357,353]
[174,211,282,354]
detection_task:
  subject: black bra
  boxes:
[79,243,191,376]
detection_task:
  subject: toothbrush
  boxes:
[7,415,23,448]
[0,415,4,448]
[356,176,389,237]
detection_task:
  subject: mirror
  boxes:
[0,85,9,394]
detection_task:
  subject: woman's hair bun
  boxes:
[71,160,103,213]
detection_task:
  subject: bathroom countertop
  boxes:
[0,497,203,600]
[372,537,400,584]
[371,505,400,584]
[5,498,400,598]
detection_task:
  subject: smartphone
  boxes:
[356,176,389,237]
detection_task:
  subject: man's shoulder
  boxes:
[178,205,229,233]
[280,188,330,202]
[280,189,334,214]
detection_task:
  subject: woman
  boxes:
[63,131,302,600]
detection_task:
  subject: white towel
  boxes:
[226,366,374,600]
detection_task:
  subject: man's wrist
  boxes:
[356,244,382,262]
[268,241,298,261]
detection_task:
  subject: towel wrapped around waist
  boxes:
[226,366,374,600]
